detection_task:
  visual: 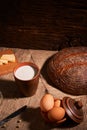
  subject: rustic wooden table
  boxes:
[0,47,87,130]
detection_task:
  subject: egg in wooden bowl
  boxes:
[40,94,84,125]
[40,94,66,125]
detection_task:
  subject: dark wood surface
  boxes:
[0,47,87,130]
[0,0,87,50]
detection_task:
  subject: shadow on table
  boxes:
[21,107,78,130]
[0,79,23,99]
[40,54,57,88]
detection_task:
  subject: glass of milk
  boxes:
[14,62,40,97]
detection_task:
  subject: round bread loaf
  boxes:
[47,47,87,95]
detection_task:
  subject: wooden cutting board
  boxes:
[0,49,18,76]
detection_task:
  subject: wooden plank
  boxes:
[0,0,87,50]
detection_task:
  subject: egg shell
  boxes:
[40,94,54,112]
[48,107,65,122]
[54,99,61,107]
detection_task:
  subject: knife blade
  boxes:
[0,105,27,126]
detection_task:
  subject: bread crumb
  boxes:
[1,124,7,128]
[17,120,22,123]
[16,125,20,128]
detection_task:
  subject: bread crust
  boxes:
[47,47,87,95]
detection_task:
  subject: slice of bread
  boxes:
[1,54,15,63]
[0,59,8,65]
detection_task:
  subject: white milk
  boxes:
[15,65,35,80]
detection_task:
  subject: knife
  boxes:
[0,105,27,126]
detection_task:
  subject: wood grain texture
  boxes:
[0,47,87,130]
[0,0,87,50]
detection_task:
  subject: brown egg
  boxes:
[54,99,61,107]
[48,107,65,122]
[40,94,54,112]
